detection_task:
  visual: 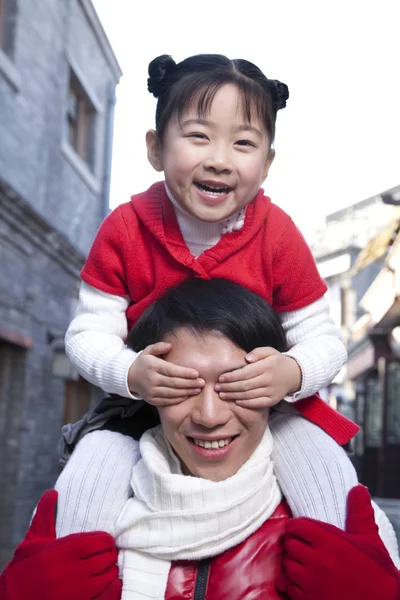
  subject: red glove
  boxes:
[276,484,400,600]
[0,489,122,600]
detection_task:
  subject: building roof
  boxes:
[351,208,400,274]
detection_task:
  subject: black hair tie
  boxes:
[147,55,176,98]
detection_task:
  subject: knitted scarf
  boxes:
[114,425,281,600]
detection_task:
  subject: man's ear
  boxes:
[262,148,275,181]
[146,129,163,172]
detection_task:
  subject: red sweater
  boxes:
[82,182,358,444]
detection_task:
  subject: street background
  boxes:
[0,0,399,568]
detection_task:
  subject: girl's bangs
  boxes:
[175,75,273,132]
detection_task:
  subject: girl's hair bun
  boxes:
[269,80,289,110]
[147,55,176,98]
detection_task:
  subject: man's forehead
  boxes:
[163,329,246,376]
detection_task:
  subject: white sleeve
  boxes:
[54,430,140,537]
[372,502,400,567]
[65,282,141,398]
[280,295,347,401]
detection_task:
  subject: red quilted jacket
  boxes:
[165,501,290,600]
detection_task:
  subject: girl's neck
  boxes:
[164,183,246,258]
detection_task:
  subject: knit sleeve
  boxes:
[280,296,347,399]
[65,282,140,398]
[372,502,400,567]
[272,218,327,312]
[81,205,130,296]
[55,430,140,538]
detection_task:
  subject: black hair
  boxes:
[102,279,287,440]
[127,278,287,353]
[147,54,288,144]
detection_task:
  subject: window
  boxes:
[67,70,96,170]
[0,340,26,567]
[386,361,400,444]
[0,0,17,58]
[62,377,91,425]
[364,375,382,448]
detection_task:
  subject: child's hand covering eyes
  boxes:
[215,347,302,408]
[128,342,205,406]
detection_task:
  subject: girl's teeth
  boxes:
[193,438,232,448]
[197,183,230,195]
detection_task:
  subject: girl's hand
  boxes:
[215,347,302,408]
[128,342,205,406]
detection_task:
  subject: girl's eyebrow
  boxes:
[181,118,210,127]
[234,125,262,138]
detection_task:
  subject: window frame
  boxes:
[67,69,97,172]
[0,0,17,59]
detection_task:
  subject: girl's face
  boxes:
[147,83,275,222]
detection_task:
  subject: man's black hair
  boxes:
[127,278,286,353]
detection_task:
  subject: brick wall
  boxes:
[0,0,120,567]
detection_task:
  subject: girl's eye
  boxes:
[188,133,208,140]
[235,139,256,147]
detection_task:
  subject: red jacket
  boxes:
[82,182,358,445]
[166,501,290,600]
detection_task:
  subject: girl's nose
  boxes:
[203,146,233,174]
[191,385,230,429]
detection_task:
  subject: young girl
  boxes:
[65,53,359,528]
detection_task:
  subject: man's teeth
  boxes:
[193,438,232,449]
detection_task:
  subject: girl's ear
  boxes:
[262,148,275,181]
[146,129,163,172]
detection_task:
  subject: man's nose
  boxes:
[191,384,230,429]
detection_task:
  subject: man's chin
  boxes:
[187,463,239,482]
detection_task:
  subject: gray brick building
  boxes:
[0,0,121,567]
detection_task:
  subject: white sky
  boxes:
[93,0,400,237]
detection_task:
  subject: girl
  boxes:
[65,53,359,527]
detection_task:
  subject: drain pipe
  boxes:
[101,82,117,218]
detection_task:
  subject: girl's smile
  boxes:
[147,83,275,223]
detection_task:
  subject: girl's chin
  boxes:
[186,202,238,223]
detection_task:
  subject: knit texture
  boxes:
[57,428,281,600]
[65,283,345,402]
[165,182,246,257]
[54,430,400,567]
[270,410,358,528]
[81,181,327,326]
[276,485,400,600]
[116,426,281,600]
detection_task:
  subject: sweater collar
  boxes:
[165,183,246,256]
[130,181,271,275]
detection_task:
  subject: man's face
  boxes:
[158,327,270,481]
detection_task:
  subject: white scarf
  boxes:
[114,425,282,600]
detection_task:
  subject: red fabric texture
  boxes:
[294,395,359,445]
[0,490,122,600]
[81,182,358,444]
[276,484,400,600]
[82,182,327,324]
[166,500,290,599]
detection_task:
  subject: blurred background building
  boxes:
[0,0,121,567]
[311,184,400,536]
